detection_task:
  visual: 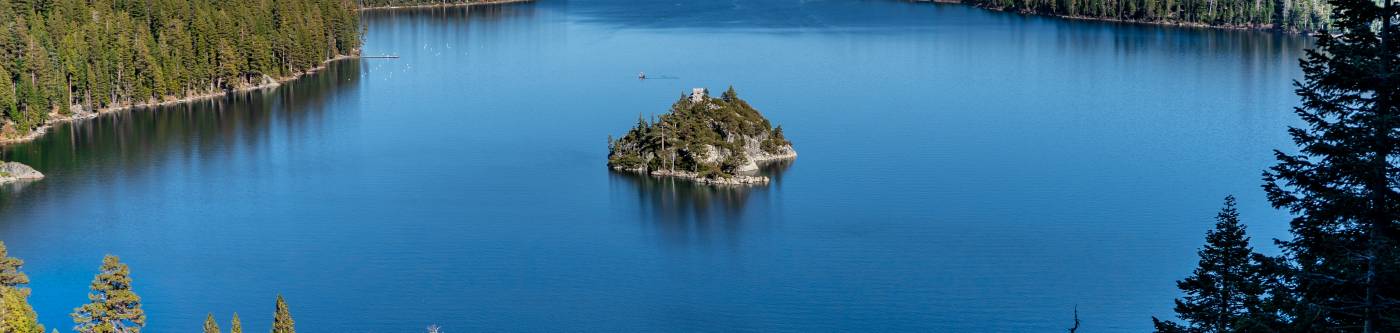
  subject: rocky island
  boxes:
[608,87,796,185]
[0,161,44,184]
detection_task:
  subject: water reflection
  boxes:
[0,60,363,212]
[360,1,538,26]
[609,160,791,246]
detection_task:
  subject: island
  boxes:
[608,87,796,186]
[0,161,44,184]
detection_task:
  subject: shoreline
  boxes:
[915,0,1308,34]
[611,151,798,187]
[357,0,533,11]
[0,54,359,146]
[0,0,539,147]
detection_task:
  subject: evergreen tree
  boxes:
[271,295,293,333]
[71,255,145,333]
[0,0,363,135]
[1261,0,1400,328]
[229,313,241,333]
[1152,196,1273,332]
[202,313,219,333]
[0,242,27,288]
[721,85,737,102]
[0,66,14,125]
[0,287,45,333]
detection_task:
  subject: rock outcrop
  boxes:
[0,162,44,184]
[608,87,796,185]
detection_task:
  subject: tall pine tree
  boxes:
[1262,0,1400,328]
[272,295,293,333]
[228,313,241,333]
[1152,196,1274,332]
[202,313,219,333]
[71,255,145,333]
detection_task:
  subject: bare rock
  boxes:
[0,162,44,184]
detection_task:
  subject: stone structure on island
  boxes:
[607,87,796,186]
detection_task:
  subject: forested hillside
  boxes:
[0,0,361,137]
[358,0,503,8]
[956,0,1330,32]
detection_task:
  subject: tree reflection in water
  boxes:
[609,160,793,246]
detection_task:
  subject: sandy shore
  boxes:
[0,54,358,146]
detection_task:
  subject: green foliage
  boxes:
[0,66,15,128]
[607,87,791,178]
[0,0,362,136]
[272,295,294,333]
[0,242,27,288]
[229,313,240,333]
[359,0,487,7]
[1260,0,1400,328]
[761,125,790,154]
[1154,0,1400,330]
[202,314,219,333]
[0,287,46,333]
[1151,196,1283,332]
[954,0,1330,32]
[72,255,145,333]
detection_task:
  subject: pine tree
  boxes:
[1152,196,1270,332]
[0,242,27,288]
[0,67,15,125]
[721,86,737,102]
[0,286,45,333]
[202,313,219,333]
[1261,0,1400,329]
[271,295,293,333]
[228,313,241,333]
[71,255,145,333]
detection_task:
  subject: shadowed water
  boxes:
[1,0,1309,331]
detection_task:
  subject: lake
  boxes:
[0,0,1310,331]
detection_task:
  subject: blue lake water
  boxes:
[0,0,1310,331]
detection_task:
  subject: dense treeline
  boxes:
[954,0,1330,32]
[358,0,495,8]
[1152,0,1399,330]
[0,0,362,137]
[0,241,300,333]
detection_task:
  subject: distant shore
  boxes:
[357,0,533,11]
[0,54,358,146]
[912,0,1307,33]
[0,0,538,147]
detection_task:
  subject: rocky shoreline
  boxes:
[0,54,358,146]
[612,151,796,186]
[0,162,44,184]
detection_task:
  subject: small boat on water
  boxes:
[638,72,647,80]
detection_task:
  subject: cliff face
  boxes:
[608,87,795,184]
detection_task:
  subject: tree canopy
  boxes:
[272,295,294,333]
[0,0,362,137]
[72,255,145,333]
[0,242,27,288]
